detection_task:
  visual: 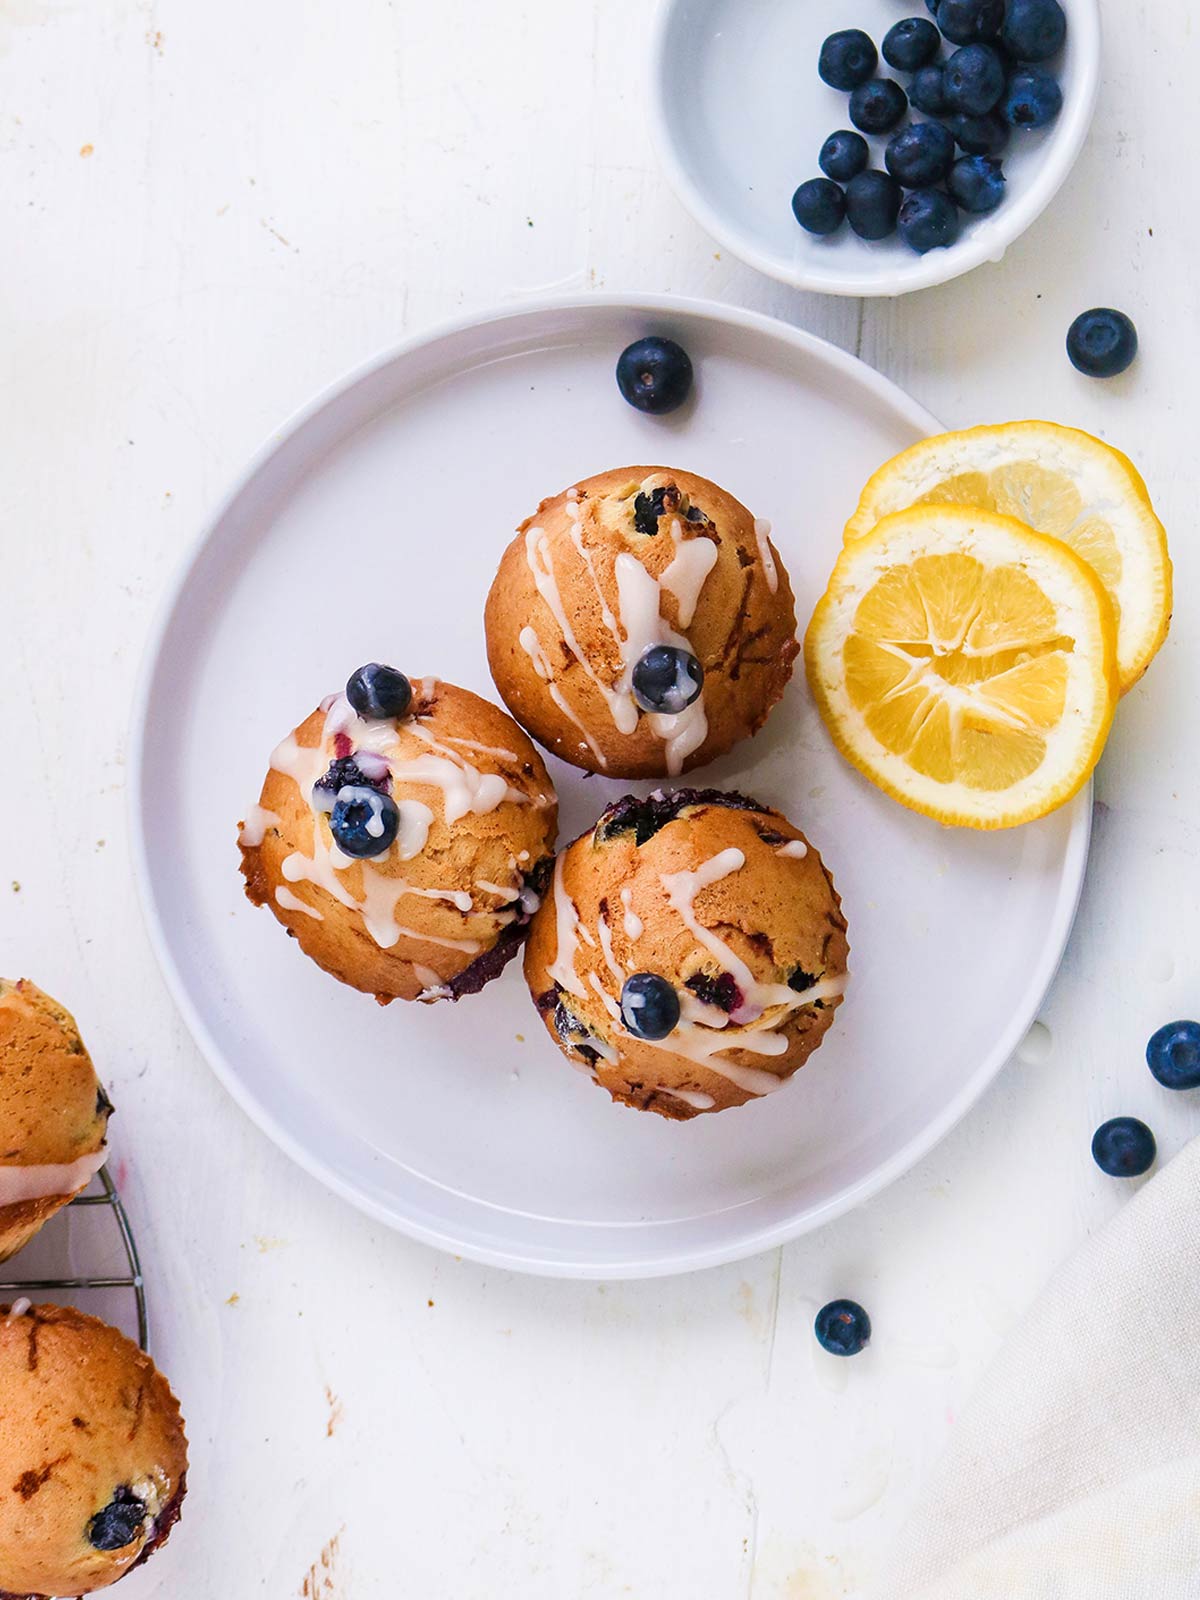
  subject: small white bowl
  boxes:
[650,0,1100,297]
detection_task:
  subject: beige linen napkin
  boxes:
[889,1137,1200,1599]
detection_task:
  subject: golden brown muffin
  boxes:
[484,467,799,778]
[0,981,112,1265]
[524,789,848,1118]
[0,1303,187,1598]
[239,674,558,1004]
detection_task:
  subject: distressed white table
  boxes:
[1,1,1193,1594]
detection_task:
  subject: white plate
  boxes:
[131,294,1090,1278]
[649,0,1100,296]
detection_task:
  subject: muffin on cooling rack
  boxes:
[239,666,558,1004]
[484,466,798,778]
[524,789,849,1119]
[0,1302,187,1598]
[0,979,112,1264]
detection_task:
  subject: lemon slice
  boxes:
[843,421,1171,693]
[806,506,1119,829]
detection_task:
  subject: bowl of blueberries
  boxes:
[650,0,1099,295]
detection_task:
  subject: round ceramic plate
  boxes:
[131,294,1090,1278]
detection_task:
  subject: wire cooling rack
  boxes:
[0,1167,149,1349]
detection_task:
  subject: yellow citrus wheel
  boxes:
[806,505,1120,830]
[843,421,1171,693]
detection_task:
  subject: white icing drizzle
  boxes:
[0,1147,107,1207]
[588,971,622,1020]
[275,885,323,920]
[595,912,625,984]
[566,501,621,641]
[239,804,281,847]
[387,748,516,826]
[6,1297,32,1322]
[612,551,708,775]
[518,625,609,768]
[777,839,809,859]
[620,887,643,941]
[439,734,519,764]
[654,1085,717,1111]
[660,518,718,628]
[754,517,779,594]
[546,854,586,998]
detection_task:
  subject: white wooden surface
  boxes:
[1,1,1195,1595]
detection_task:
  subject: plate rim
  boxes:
[128,290,1092,1278]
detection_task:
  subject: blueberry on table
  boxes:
[936,0,1004,44]
[848,78,909,135]
[845,170,903,240]
[620,972,681,1041]
[882,17,941,71]
[1066,308,1138,378]
[1002,68,1063,127]
[1002,0,1067,62]
[944,43,1007,114]
[1147,1021,1200,1090]
[632,645,704,713]
[950,110,1010,155]
[329,785,401,858]
[948,153,1006,212]
[815,1300,871,1357]
[346,663,412,721]
[899,188,960,253]
[1092,1117,1156,1178]
[819,129,869,183]
[910,64,951,117]
[616,337,693,414]
[818,28,878,91]
[792,176,847,236]
[885,121,956,188]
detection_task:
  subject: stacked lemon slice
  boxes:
[806,422,1171,830]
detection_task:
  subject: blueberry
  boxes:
[632,483,680,535]
[345,663,412,722]
[909,64,950,117]
[898,188,960,253]
[944,43,1006,113]
[329,785,400,858]
[819,129,869,183]
[685,971,743,1013]
[1147,1021,1200,1090]
[1092,1117,1156,1178]
[620,973,681,1041]
[947,153,1006,212]
[885,121,956,188]
[845,170,903,240]
[1002,68,1063,127]
[882,17,941,71]
[848,78,908,134]
[814,1299,871,1357]
[631,645,704,714]
[88,1487,146,1551]
[791,177,846,236]
[313,755,389,810]
[1002,0,1067,62]
[950,110,1010,155]
[616,337,693,415]
[936,0,1003,44]
[818,29,878,91]
[1066,308,1138,378]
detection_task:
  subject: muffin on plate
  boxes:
[524,789,849,1118]
[0,1303,187,1598]
[239,666,558,1004]
[0,980,112,1265]
[484,467,798,778]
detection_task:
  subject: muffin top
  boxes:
[485,467,799,778]
[0,1304,187,1599]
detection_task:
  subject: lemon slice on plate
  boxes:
[805,505,1120,830]
[843,421,1171,693]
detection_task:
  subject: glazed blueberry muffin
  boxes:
[239,667,558,1004]
[0,1303,187,1598]
[0,980,112,1265]
[485,467,799,778]
[524,790,849,1118]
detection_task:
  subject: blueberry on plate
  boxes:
[620,972,681,1041]
[898,189,960,253]
[632,645,704,713]
[1066,308,1138,378]
[616,337,694,414]
[1146,1020,1200,1090]
[947,153,1006,212]
[909,64,951,117]
[882,17,941,72]
[936,0,1004,44]
[848,78,909,134]
[845,170,903,240]
[1002,0,1067,62]
[1092,1117,1156,1178]
[818,28,878,91]
[1002,68,1063,127]
[950,110,1010,155]
[819,129,869,183]
[346,663,412,721]
[791,176,847,236]
[885,121,956,188]
[944,43,1006,114]
[329,785,401,859]
[815,1299,871,1357]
